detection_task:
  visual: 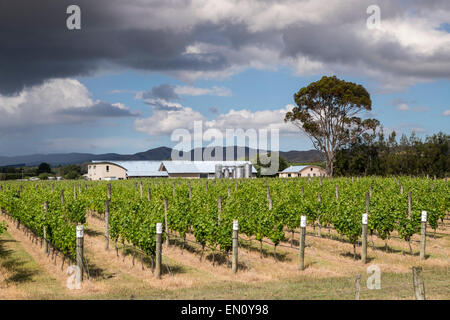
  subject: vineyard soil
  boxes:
[1,214,449,299]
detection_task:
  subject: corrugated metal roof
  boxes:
[92,160,167,177]
[281,165,308,173]
[92,160,257,175]
[161,161,257,174]
[127,171,169,177]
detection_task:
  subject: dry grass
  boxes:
[1,211,449,299]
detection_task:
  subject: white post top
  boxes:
[421,211,427,222]
[233,220,239,231]
[156,223,163,234]
[76,225,84,238]
[300,216,307,228]
[362,214,368,225]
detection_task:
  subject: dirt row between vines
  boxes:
[86,211,450,286]
[1,210,449,299]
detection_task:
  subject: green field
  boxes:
[0,177,449,299]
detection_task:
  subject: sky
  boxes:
[0,0,449,156]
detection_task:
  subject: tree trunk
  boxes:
[273,244,277,262]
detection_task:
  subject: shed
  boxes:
[279,165,327,178]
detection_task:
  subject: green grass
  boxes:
[1,231,449,300]
[78,267,449,300]
[0,232,67,299]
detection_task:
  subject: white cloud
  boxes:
[134,103,298,136]
[0,79,135,130]
[205,105,297,133]
[134,107,206,135]
[443,110,450,116]
[174,85,232,97]
[395,103,429,112]
[397,103,410,111]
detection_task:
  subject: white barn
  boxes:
[278,165,327,178]
[87,160,257,180]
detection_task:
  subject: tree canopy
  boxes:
[334,130,449,177]
[37,162,51,175]
[285,76,379,176]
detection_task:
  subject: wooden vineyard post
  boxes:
[78,183,81,194]
[43,201,49,254]
[362,213,368,264]
[232,220,239,274]
[268,194,272,210]
[354,274,361,300]
[301,186,304,195]
[60,190,65,205]
[412,267,425,300]
[227,187,231,197]
[335,185,339,200]
[73,185,77,200]
[76,224,84,282]
[218,196,222,223]
[188,181,192,200]
[155,223,162,279]
[140,181,143,199]
[317,193,322,237]
[420,211,427,260]
[361,192,369,263]
[298,215,306,271]
[51,184,54,192]
[408,192,412,218]
[408,191,412,253]
[107,183,111,201]
[147,188,151,201]
[173,183,176,197]
[105,200,110,251]
[205,181,208,192]
[164,198,169,246]
[266,186,270,200]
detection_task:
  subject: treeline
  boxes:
[0,163,87,180]
[334,131,449,177]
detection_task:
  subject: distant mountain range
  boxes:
[0,146,324,167]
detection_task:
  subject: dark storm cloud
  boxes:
[142,84,179,101]
[143,99,181,111]
[209,107,219,114]
[1,0,450,95]
[58,102,140,118]
[0,0,229,95]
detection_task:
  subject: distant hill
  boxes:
[278,149,325,163]
[0,147,324,167]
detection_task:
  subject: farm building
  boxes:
[278,165,327,178]
[159,161,257,179]
[88,161,168,180]
[87,160,256,180]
